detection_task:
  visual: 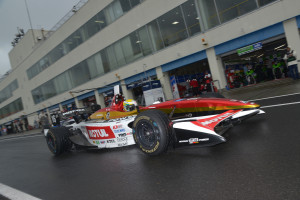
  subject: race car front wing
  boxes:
[171,109,264,149]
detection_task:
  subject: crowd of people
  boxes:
[0,111,63,136]
[225,46,299,89]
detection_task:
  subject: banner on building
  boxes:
[142,80,165,106]
[170,75,180,99]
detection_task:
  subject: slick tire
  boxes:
[200,92,225,98]
[46,127,72,156]
[133,110,172,156]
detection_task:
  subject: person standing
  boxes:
[284,46,300,80]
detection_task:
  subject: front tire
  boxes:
[46,127,72,156]
[132,110,172,156]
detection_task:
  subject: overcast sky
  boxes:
[0,0,80,76]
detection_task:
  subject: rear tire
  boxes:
[133,110,172,156]
[46,127,72,156]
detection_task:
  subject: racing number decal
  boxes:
[85,126,115,139]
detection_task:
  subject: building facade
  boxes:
[1,0,300,128]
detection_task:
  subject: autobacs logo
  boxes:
[113,124,122,129]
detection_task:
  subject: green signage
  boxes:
[237,42,262,56]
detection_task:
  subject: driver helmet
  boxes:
[123,99,137,111]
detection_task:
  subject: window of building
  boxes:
[112,1,124,19]
[197,0,220,30]
[121,32,143,63]
[157,6,188,47]
[105,46,119,71]
[100,50,111,73]
[215,0,257,23]
[0,98,23,119]
[119,0,131,13]
[0,80,19,104]
[87,52,105,79]
[147,20,164,52]
[49,46,63,65]
[137,26,153,56]
[69,61,91,87]
[181,0,201,36]
[41,81,56,100]
[113,41,127,67]
[53,72,72,95]
[129,0,140,8]
[104,4,117,24]
[26,0,143,80]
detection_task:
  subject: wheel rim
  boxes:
[46,134,56,153]
[136,120,159,149]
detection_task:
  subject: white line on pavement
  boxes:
[261,101,300,109]
[0,135,43,142]
[249,92,300,101]
[0,183,41,200]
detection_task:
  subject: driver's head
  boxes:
[123,99,137,111]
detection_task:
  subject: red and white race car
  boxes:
[45,93,264,156]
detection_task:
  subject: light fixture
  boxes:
[95,20,104,23]
[274,44,285,50]
[73,36,81,39]
[257,54,264,58]
[196,17,200,20]
[136,40,142,43]
[172,21,179,25]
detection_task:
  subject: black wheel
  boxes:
[132,110,172,156]
[199,92,225,98]
[46,127,73,156]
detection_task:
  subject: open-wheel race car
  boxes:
[45,92,264,156]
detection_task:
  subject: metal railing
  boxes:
[33,0,89,49]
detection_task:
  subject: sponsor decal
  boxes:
[118,142,128,147]
[141,141,160,153]
[107,139,115,143]
[181,138,209,144]
[113,129,126,134]
[189,138,199,144]
[113,124,122,129]
[85,126,115,139]
[126,133,131,135]
[199,138,209,141]
[117,137,127,142]
[100,141,105,144]
[96,114,103,117]
[201,112,234,126]
[118,133,126,137]
[106,112,110,119]
[179,140,188,143]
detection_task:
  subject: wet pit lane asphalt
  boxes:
[0,94,300,200]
